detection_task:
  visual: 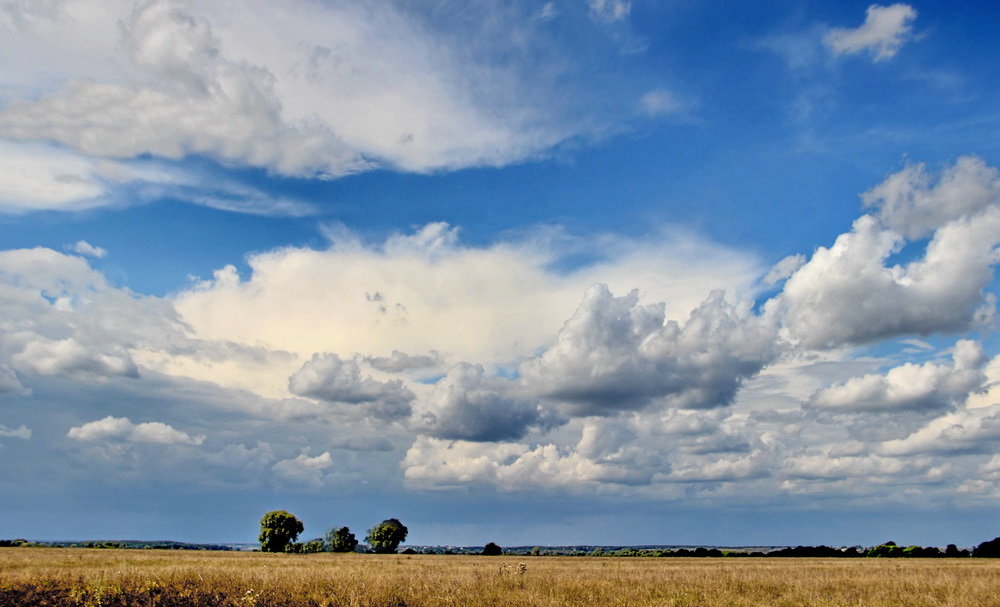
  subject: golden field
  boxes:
[2,547,999,607]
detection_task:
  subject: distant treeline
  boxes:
[0,539,237,551]
[507,539,1000,558]
[3,537,998,557]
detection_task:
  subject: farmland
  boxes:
[2,547,999,606]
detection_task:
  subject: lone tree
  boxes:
[325,526,359,553]
[366,518,408,554]
[258,510,304,553]
[482,542,502,556]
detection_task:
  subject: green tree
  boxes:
[258,510,304,553]
[366,518,408,554]
[481,542,502,556]
[973,536,1000,558]
[325,527,359,553]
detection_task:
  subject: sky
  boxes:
[1,0,999,548]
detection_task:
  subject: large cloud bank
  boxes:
[1,156,998,505]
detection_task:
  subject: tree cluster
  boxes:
[257,511,412,554]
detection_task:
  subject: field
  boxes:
[2,548,999,607]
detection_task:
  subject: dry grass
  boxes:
[2,547,999,607]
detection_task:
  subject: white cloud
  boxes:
[881,404,1000,455]
[784,453,928,480]
[0,246,186,382]
[777,209,999,349]
[0,0,363,177]
[13,337,139,379]
[288,353,413,419]
[810,340,990,412]
[981,455,1000,480]
[824,4,917,61]
[0,140,314,215]
[669,453,767,482]
[0,0,66,26]
[3,146,1000,503]
[536,2,558,21]
[0,141,106,211]
[639,89,681,117]
[0,423,31,439]
[1,230,761,406]
[68,415,204,445]
[411,363,545,442]
[403,436,635,489]
[0,246,238,395]
[0,364,27,394]
[520,285,780,415]
[272,451,333,487]
[174,223,763,373]
[966,354,1000,410]
[0,0,626,178]
[365,350,441,374]
[764,254,806,285]
[588,0,631,23]
[71,241,106,259]
[863,156,1000,239]
[900,338,934,352]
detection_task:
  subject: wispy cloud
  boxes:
[824,4,918,61]
[0,141,315,216]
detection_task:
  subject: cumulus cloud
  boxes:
[824,4,917,61]
[403,436,637,489]
[784,452,928,480]
[777,209,999,349]
[68,415,204,445]
[0,0,636,179]
[13,337,139,379]
[881,405,1000,455]
[0,0,367,177]
[863,156,1000,239]
[810,340,990,412]
[669,453,767,482]
[0,423,31,440]
[288,353,413,419]
[521,285,779,415]
[0,247,187,384]
[981,455,1000,480]
[365,350,441,374]
[411,363,545,442]
[174,223,763,370]
[272,451,333,488]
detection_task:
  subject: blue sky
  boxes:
[1,0,999,547]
